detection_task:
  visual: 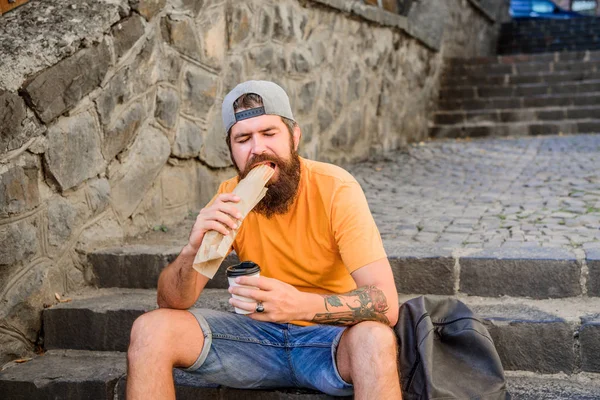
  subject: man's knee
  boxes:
[337,321,398,382]
[128,308,200,366]
[129,309,170,356]
[343,321,397,357]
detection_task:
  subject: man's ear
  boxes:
[292,124,302,151]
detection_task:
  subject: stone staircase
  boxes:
[431,17,600,139]
[3,14,600,399]
[1,216,600,399]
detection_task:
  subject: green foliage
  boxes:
[153,224,168,232]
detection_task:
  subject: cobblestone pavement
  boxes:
[348,134,600,251]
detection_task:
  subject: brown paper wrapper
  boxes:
[192,164,275,278]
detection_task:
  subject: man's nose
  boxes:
[250,136,267,155]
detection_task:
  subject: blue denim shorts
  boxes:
[180,308,354,396]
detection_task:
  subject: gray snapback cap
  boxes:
[222,80,295,134]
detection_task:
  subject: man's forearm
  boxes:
[303,286,393,326]
[157,244,208,309]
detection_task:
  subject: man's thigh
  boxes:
[182,308,291,389]
[181,309,353,396]
[288,323,354,396]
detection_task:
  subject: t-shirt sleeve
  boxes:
[330,181,387,274]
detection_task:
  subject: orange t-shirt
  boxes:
[216,157,387,324]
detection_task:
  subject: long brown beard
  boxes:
[238,150,301,218]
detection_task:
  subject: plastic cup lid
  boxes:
[226,261,261,277]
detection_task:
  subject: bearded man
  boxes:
[126,80,401,399]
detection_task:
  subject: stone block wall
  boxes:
[408,0,511,58]
[0,0,505,364]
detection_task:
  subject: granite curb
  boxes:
[2,350,600,400]
[430,119,600,138]
[0,350,126,400]
[0,349,349,400]
[42,288,600,374]
[440,80,600,100]
[580,313,600,373]
[438,92,600,111]
[448,49,600,66]
[445,59,600,76]
[87,244,598,300]
[88,246,239,290]
[505,371,600,400]
[586,249,600,297]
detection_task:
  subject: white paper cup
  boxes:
[226,261,261,315]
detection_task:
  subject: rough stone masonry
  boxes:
[0,0,506,365]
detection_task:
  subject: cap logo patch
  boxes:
[235,107,266,122]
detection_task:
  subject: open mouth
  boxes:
[253,161,276,170]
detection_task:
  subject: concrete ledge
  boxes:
[459,248,581,299]
[473,303,575,373]
[43,289,600,375]
[309,0,439,51]
[88,246,179,289]
[0,349,348,400]
[385,244,455,295]
[3,351,600,399]
[580,314,600,372]
[88,243,591,299]
[586,248,600,296]
[466,49,600,65]
[0,350,126,400]
[4,350,600,400]
[42,289,233,352]
[88,246,239,289]
[42,290,155,352]
[466,0,497,23]
[506,371,600,399]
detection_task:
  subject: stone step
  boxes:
[501,18,600,31]
[41,288,600,374]
[88,245,239,290]
[434,105,600,125]
[440,79,600,100]
[502,30,600,40]
[498,47,600,56]
[499,32,600,43]
[87,244,600,300]
[449,49,600,67]
[504,371,600,400]
[0,350,346,400]
[2,351,600,400]
[498,40,600,52]
[446,58,600,76]
[500,27,600,39]
[439,91,600,111]
[498,43,600,56]
[505,39,600,46]
[501,28,600,38]
[500,32,600,41]
[429,118,600,138]
[0,350,127,400]
[443,69,600,87]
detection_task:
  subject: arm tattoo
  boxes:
[313,285,390,325]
